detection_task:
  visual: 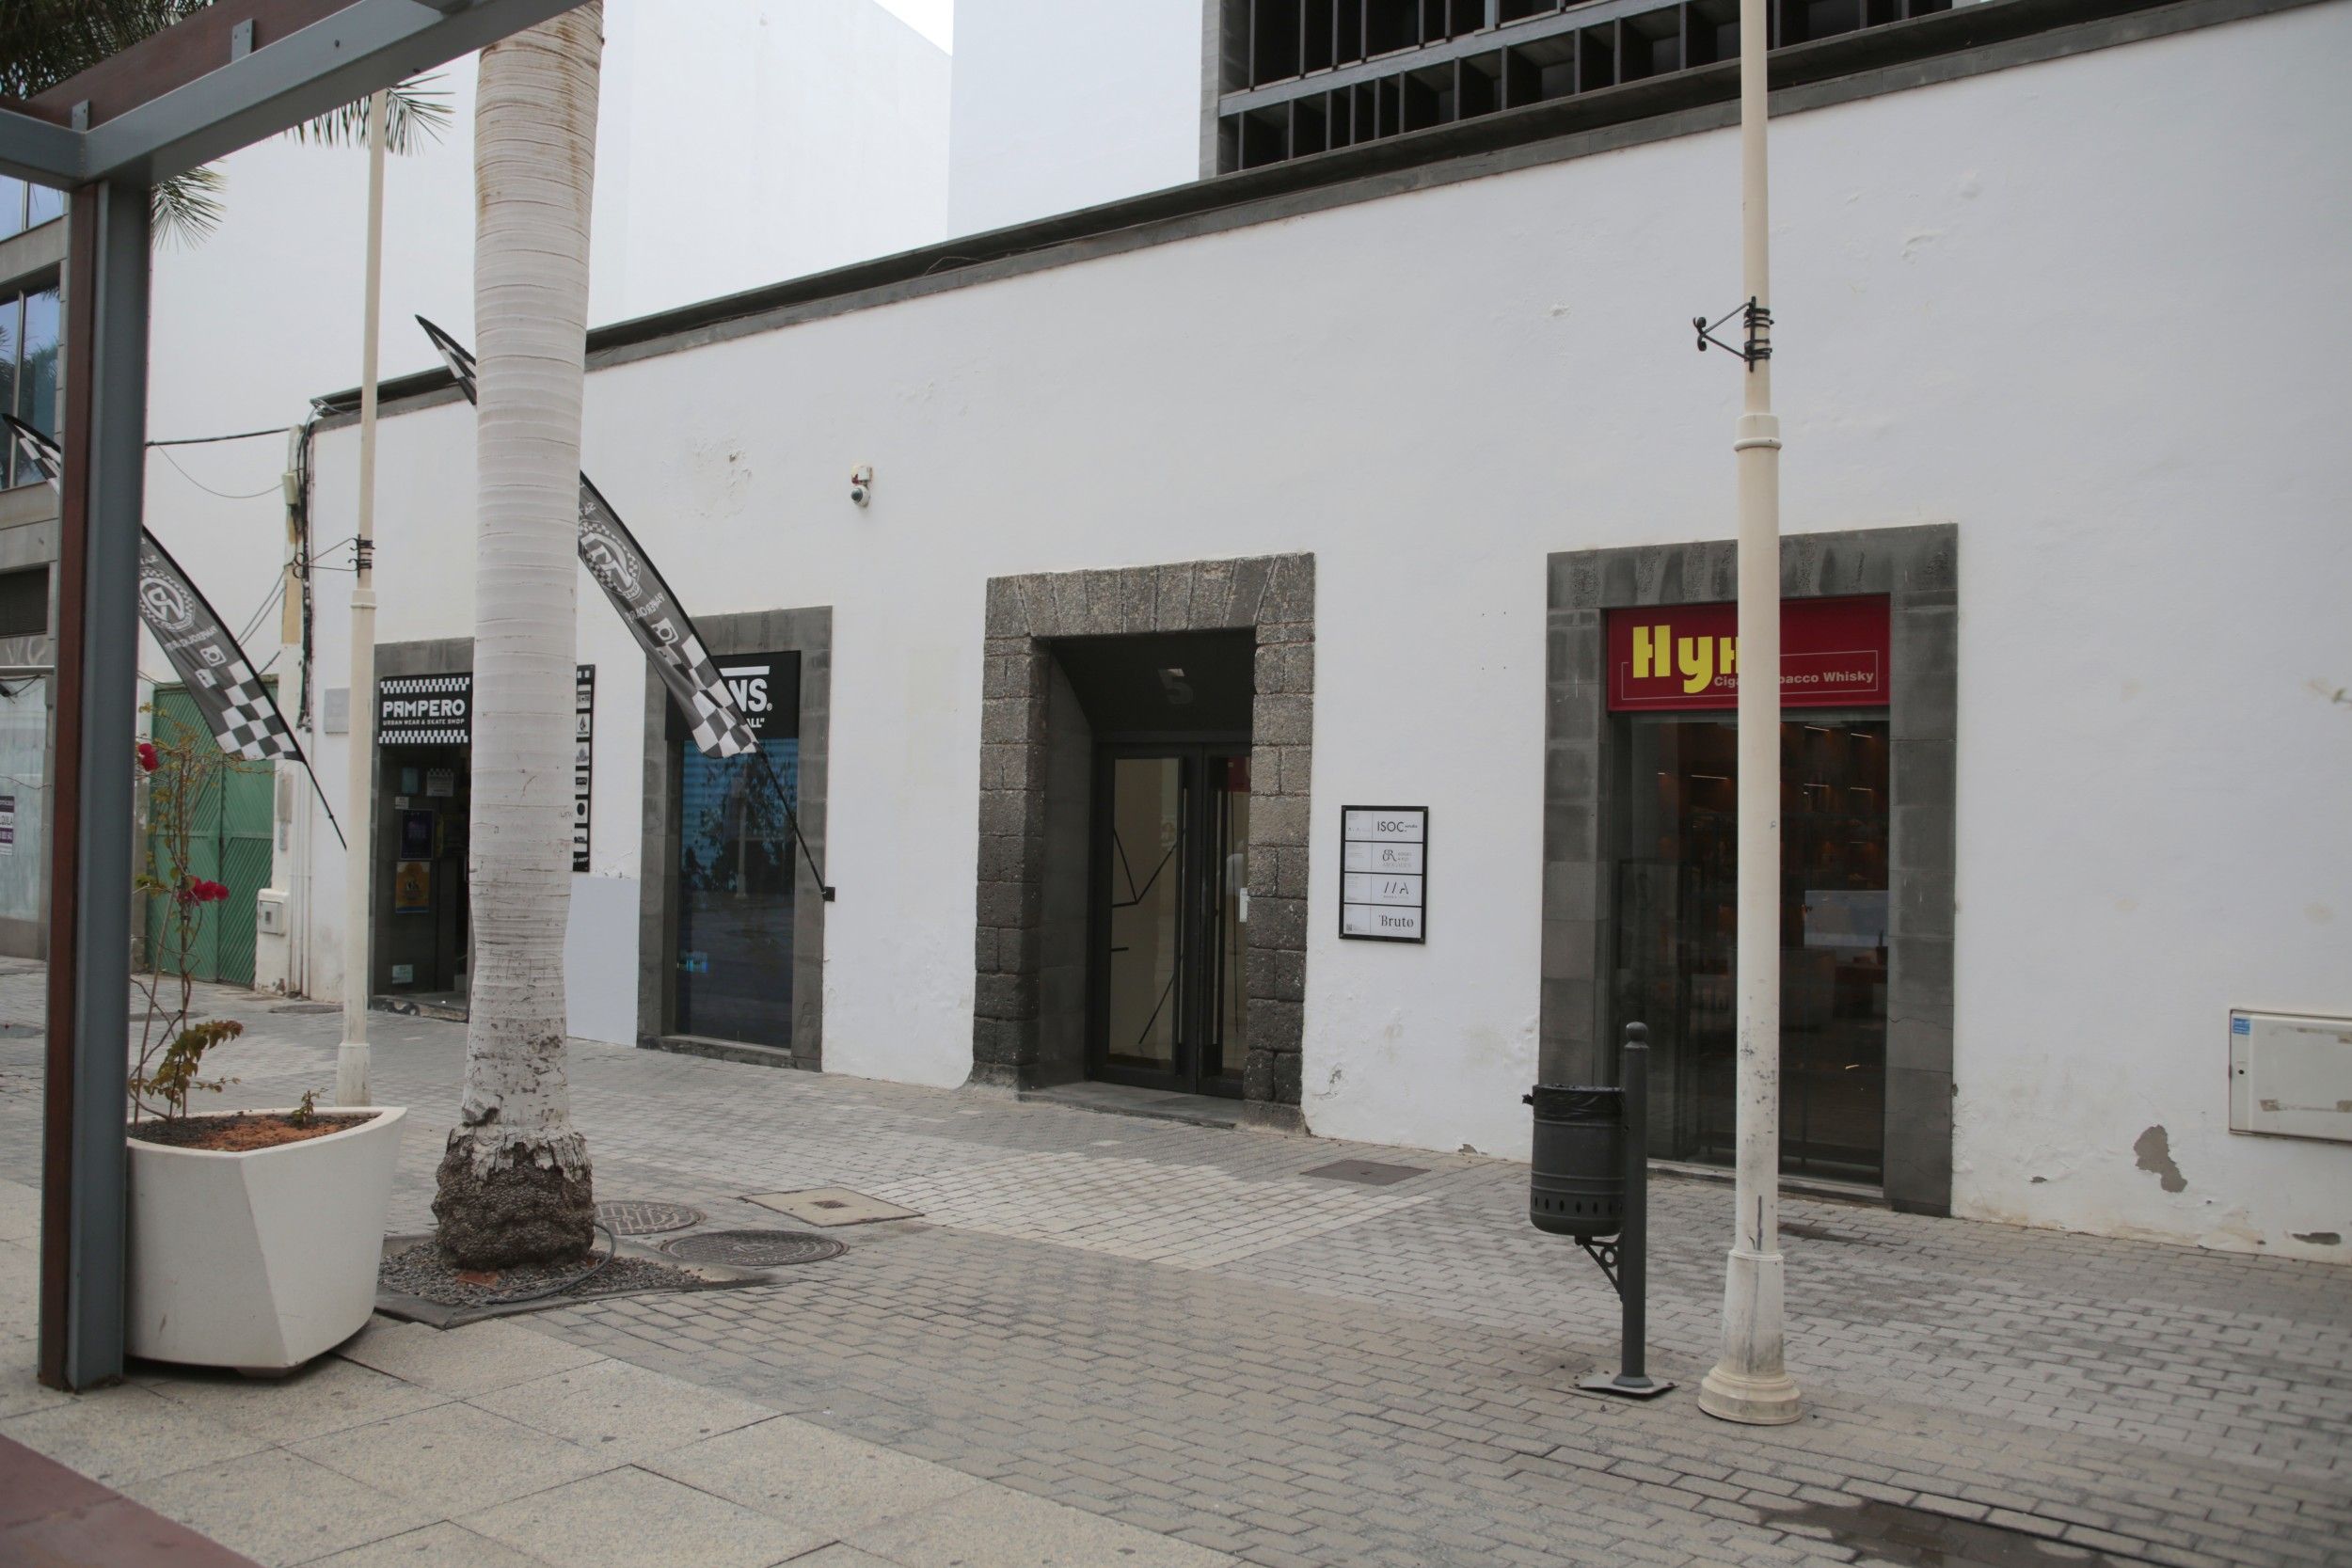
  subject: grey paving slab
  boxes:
[467,1356,774,1462]
[115,1448,443,1566]
[331,1316,603,1396]
[0,1382,275,1485]
[843,1482,1239,1568]
[135,1354,453,1445]
[291,1402,622,1514]
[0,1178,35,1243]
[302,1521,555,1568]
[456,1465,828,1568]
[643,1414,982,1537]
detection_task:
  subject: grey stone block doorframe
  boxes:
[636,606,832,1069]
[970,554,1314,1132]
[1542,524,1958,1215]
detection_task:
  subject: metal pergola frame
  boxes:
[1,0,587,1394]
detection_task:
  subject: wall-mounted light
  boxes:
[850,466,873,508]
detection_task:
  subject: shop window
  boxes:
[0,178,66,243]
[0,567,47,638]
[2,284,61,489]
[674,650,802,1051]
[1612,716,1890,1183]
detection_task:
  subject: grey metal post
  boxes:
[1580,1020,1672,1399]
[1618,1023,1652,1386]
[39,179,148,1390]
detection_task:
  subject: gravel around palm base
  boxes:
[377,1241,708,1307]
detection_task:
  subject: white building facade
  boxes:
[221,0,2352,1261]
[0,0,951,982]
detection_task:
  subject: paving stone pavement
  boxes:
[1,972,2345,1568]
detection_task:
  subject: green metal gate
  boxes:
[143,689,276,988]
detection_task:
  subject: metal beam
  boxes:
[40,182,148,1392]
[0,110,85,186]
[3,0,587,187]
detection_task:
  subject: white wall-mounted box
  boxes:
[2230,1011,2352,1144]
[254,890,286,937]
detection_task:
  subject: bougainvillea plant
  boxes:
[129,721,243,1122]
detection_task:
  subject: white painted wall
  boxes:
[135,0,949,1016]
[947,0,1206,235]
[293,5,2352,1258]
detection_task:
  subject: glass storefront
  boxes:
[673,651,801,1049]
[1612,715,1890,1182]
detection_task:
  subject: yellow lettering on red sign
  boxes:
[1633,624,1668,681]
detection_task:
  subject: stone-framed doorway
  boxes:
[970,554,1314,1131]
[1541,524,1958,1212]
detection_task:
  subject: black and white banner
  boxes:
[7,415,305,767]
[136,533,305,764]
[416,320,762,760]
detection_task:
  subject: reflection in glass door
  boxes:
[1612,716,1890,1182]
[1091,746,1248,1096]
[1103,756,1184,1076]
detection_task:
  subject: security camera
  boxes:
[850,465,873,508]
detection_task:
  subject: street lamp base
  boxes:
[1697,1363,1802,1425]
[1577,1371,1676,1401]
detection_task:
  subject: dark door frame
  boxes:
[1087,733,1249,1098]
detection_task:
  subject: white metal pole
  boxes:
[1698,0,1801,1426]
[336,89,389,1108]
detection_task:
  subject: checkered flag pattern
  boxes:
[420,318,764,761]
[4,415,60,486]
[136,536,304,765]
[205,658,301,761]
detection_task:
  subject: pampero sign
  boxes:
[378,674,471,746]
[1339,806,1427,942]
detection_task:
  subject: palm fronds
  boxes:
[151,166,227,249]
[286,77,455,154]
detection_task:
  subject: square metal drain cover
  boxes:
[1302,1159,1426,1187]
[743,1187,921,1227]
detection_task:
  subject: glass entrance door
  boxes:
[1613,715,1891,1183]
[1091,745,1249,1096]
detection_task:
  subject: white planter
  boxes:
[125,1106,406,1371]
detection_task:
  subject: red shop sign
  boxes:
[1606,594,1890,712]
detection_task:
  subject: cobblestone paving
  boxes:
[3,973,2345,1568]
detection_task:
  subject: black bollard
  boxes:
[1579,1022,1674,1399]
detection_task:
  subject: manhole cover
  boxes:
[743,1188,920,1227]
[1301,1159,1426,1187]
[0,1022,39,1038]
[270,1002,341,1015]
[596,1199,705,1237]
[660,1229,844,1267]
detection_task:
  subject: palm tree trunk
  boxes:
[433,3,603,1268]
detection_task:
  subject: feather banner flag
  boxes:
[416,319,761,760]
[5,414,342,847]
[416,321,826,895]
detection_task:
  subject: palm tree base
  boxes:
[431,1131,595,1269]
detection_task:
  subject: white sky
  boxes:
[872,0,953,51]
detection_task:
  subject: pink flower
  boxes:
[136,741,158,772]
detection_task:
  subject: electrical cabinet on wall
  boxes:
[2229,1010,2352,1144]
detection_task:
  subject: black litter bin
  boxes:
[1524,1084,1624,1238]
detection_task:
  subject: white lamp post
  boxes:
[335,89,389,1108]
[1697,0,1802,1426]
